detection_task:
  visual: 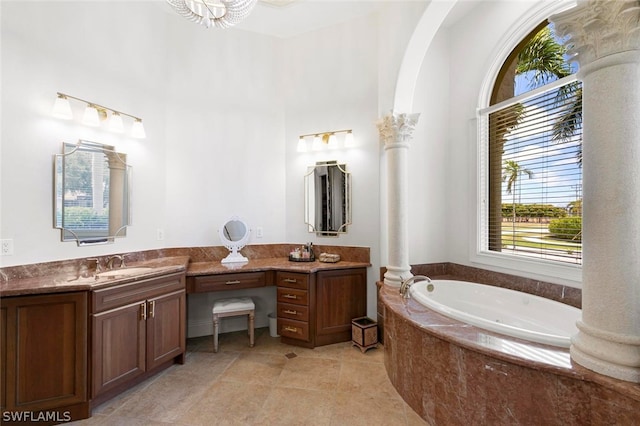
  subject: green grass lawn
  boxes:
[501,222,582,254]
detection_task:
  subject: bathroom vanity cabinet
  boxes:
[277,268,367,348]
[90,272,186,403]
[0,291,89,421]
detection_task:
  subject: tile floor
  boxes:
[71,328,427,426]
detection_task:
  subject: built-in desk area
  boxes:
[186,253,371,349]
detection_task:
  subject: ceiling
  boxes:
[236,0,390,38]
[159,0,394,38]
[162,1,478,39]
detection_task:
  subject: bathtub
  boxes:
[409,279,581,348]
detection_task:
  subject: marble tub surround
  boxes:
[381,286,640,425]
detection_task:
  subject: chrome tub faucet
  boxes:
[399,275,432,298]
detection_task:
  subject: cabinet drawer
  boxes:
[277,302,309,322]
[278,318,309,341]
[277,287,308,306]
[93,273,185,313]
[276,271,309,290]
[192,272,266,293]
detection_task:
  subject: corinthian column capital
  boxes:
[376,112,420,148]
[551,0,640,66]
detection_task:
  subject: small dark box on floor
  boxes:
[351,317,378,353]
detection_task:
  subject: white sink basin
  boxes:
[97,267,154,278]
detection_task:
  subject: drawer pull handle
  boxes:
[283,309,298,315]
[283,294,297,300]
[284,326,298,333]
[140,302,147,320]
[283,278,298,283]
[148,300,155,319]
[225,280,241,285]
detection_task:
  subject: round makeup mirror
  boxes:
[218,216,250,263]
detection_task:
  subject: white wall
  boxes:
[0,1,171,265]
[1,1,427,325]
[282,4,426,317]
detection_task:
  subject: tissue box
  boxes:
[319,253,341,263]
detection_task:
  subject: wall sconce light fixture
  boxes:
[52,92,146,139]
[298,129,354,152]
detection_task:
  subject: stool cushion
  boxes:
[212,297,255,314]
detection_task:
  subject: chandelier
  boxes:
[166,0,258,29]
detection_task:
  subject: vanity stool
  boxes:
[212,297,255,353]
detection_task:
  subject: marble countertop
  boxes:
[0,256,371,297]
[0,256,190,297]
[188,257,371,276]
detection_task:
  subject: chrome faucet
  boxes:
[399,275,431,298]
[86,258,102,274]
[106,254,126,269]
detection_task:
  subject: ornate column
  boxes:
[552,0,640,382]
[377,112,420,287]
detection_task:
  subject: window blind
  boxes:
[481,76,583,264]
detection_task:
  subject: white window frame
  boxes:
[471,0,581,287]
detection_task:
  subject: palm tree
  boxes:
[516,25,583,164]
[502,160,533,249]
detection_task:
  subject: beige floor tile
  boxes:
[276,356,341,391]
[257,387,335,426]
[330,390,410,426]
[73,333,427,426]
[178,381,272,426]
[292,341,352,360]
[112,373,208,422]
[218,351,286,386]
[337,359,402,400]
[90,373,160,417]
[166,351,238,384]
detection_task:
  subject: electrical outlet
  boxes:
[157,229,165,241]
[256,227,263,238]
[1,239,14,256]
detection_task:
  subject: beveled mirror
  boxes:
[304,161,351,236]
[54,140,131,245]
[219,216,250,263]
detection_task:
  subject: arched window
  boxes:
[479,21,582,266]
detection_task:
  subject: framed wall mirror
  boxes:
[304,161,351,236]
[54,140,131,245]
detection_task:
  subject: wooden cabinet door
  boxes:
[92,301,145,398]
[1,292,87,412]
[315,268,367,346]
[146,290,185,371]
[1,304,7,411]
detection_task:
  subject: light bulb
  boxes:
[131,119,146,139]
[82,105,100,126]
[312,135,321,151]
[328,134,338,149]
[297,136,307,153]
[52,94,73,120]
[344,130,354,147]
[109,112,124,133]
